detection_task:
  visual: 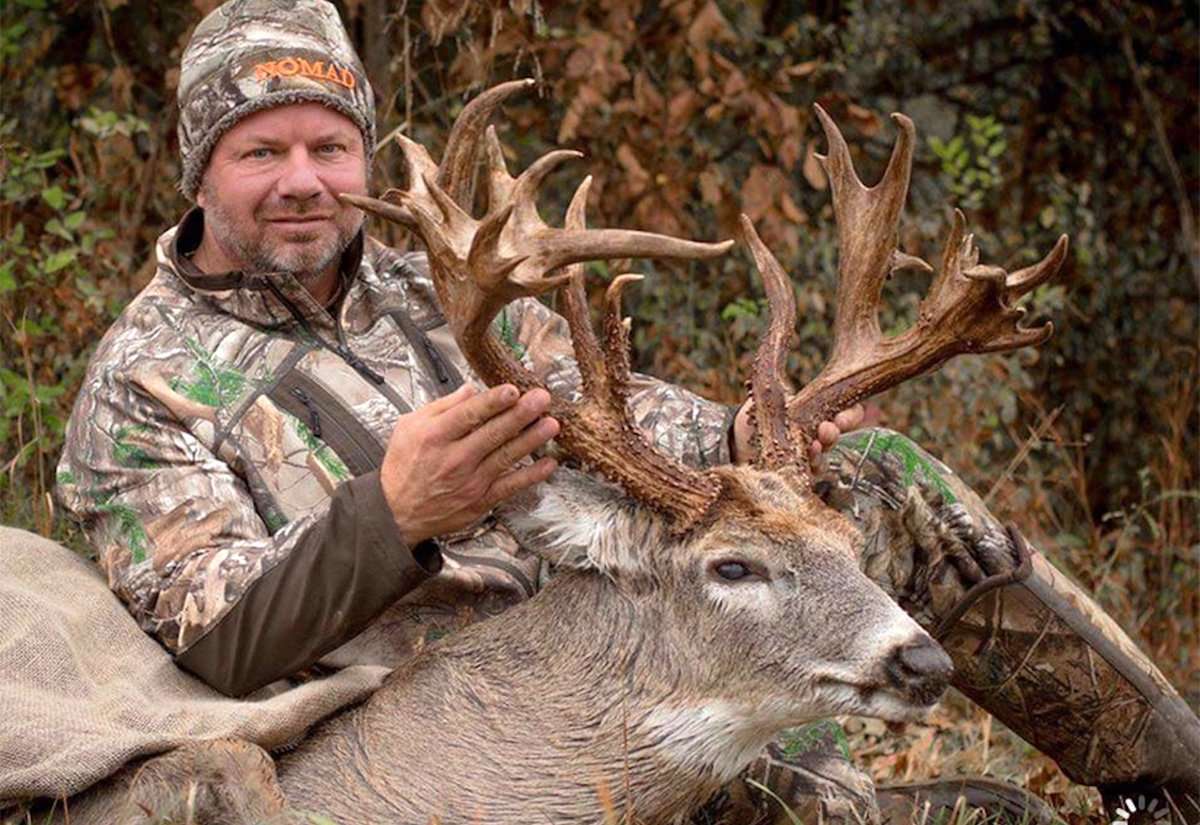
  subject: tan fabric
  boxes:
[0,526,387,802]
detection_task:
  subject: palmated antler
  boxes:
[340,80,733,531]
[742,103,1069,474]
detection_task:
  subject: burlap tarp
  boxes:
[0,526,389,802]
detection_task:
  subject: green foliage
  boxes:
[77,107,150,140]
[929,115,1006,210]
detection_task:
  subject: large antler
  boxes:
[742,104,1069,473]
[340,80,733,531]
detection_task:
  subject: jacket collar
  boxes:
[165,207,366,329]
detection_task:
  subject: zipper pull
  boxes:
[290,387,322,438]
[336,344,385,385]
[423,340,451,385]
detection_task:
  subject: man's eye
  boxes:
[317,143,345,155]
[245,148,274,160]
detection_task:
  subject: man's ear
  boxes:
[196,181,208,209]
[499,467,666,578]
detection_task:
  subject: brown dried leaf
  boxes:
[785,59,822,78]
[667,89,698,136]
[421,0,471,46]
[616,143,650,196]
[558,84,605,143]
[780,191,806,224]
[686,1,736,76]
[741,164,784,222]
[633,71,665,120]
[803,140,828,190]
[698,168,723,205]
[845,102,882,137]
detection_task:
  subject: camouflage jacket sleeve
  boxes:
[55,323,439,696]
[497,297,736,469]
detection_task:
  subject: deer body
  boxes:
[276,467,935,824]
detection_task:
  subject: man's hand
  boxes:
[730,401,865,467]
[380,384,559,546]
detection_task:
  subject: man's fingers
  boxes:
[816,420,840,448]
[434,383,520,440]
[423,383,476,416]
[809,438,823,468]
[459,388,552,460]
[477,416,559,479]
[485,457,558,507]
[834,404,864,433]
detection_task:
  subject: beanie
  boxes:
[177,0,376,201]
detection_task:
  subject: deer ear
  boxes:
[501,467,663,578]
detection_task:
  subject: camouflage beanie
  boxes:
[177,0,376,200]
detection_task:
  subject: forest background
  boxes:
[0,0,1196,818]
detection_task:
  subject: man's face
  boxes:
[197,102,367,283]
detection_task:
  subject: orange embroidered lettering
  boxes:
[253,56,356,90]
[297,58,325,77]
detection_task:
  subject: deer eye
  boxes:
[712,560,753,581]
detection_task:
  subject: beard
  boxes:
[201,187,363,288]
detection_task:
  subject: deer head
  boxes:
[338,80,1067,791]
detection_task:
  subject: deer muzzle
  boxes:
[883,634,954,707]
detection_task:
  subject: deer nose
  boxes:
[885,636,953,705]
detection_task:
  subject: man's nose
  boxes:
[276,147,323,201]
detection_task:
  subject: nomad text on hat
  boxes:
[177,0,376,201]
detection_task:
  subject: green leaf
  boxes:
[43,249,77,273]
[10,222,24,245]
[40,186,66,210]
[31,149,63,168]
[64,210,86,230]
[45,217,73,242]
[0,260,15,293]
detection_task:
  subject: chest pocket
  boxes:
[266,370,387,478]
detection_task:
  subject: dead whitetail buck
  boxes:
[63,80,1067,824]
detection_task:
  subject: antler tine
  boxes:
[739,215,799,471]
[557,176,606,396]
[439,78,536,208]
[513,148,584,214]
[780,107,1070,450]
[524,230,733,282]
[601,274,641,384]
[814,104,917,364]
[1005,234,1070,297]
[483,125,518,211]
[339,191,418,230]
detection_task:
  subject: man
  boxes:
[55,0,1199,822]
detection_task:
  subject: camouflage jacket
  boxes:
[55,209,734,696]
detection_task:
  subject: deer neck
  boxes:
[408,573,772,820]
[297,570,779,823]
